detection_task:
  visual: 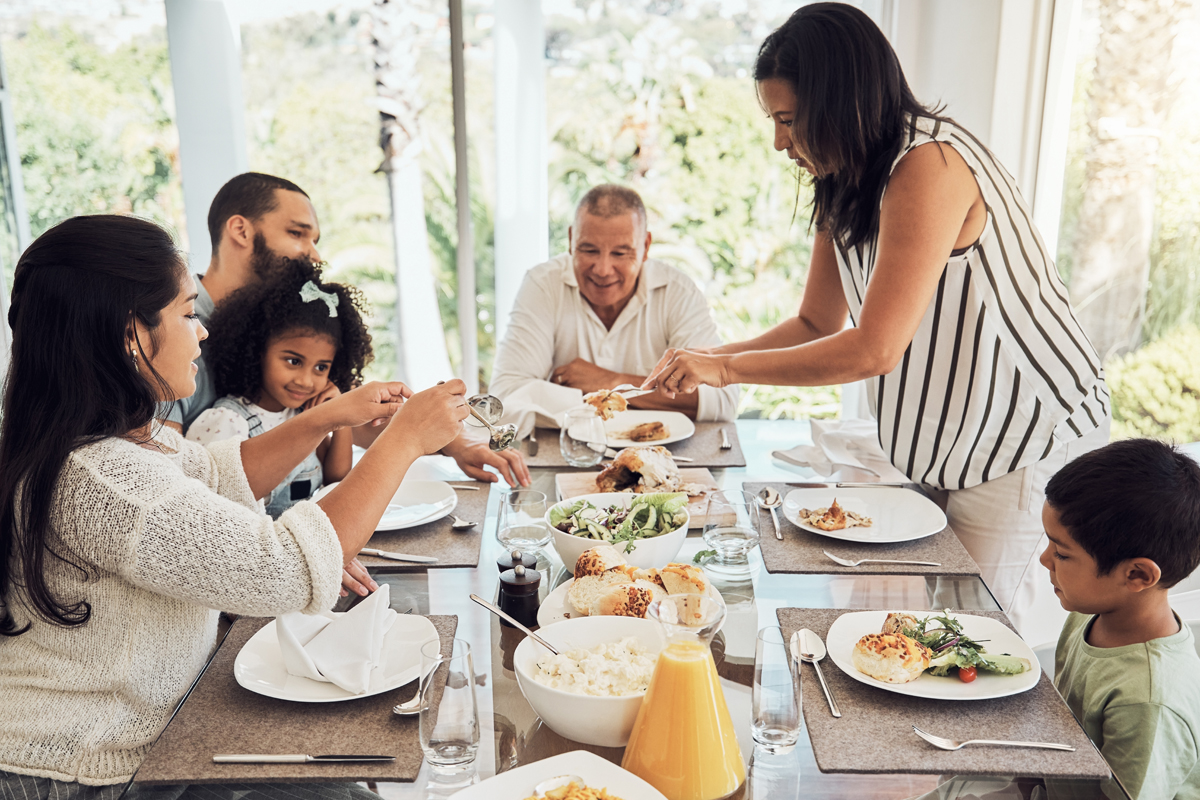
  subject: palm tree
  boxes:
[371,0,452,388]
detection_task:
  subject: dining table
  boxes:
[126,419,1131,800]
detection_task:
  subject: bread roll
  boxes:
[573,545,628,580]
[589,581,665,618]
[851,633,931,684]
[880,612,920,637]
[659,563,708,596]
[567,571,632,615]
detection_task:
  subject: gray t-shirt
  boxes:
[162,274,216,431]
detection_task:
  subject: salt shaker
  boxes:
[497,564,542,628]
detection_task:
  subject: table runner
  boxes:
[360,482,489,571]
[522,421,746,469]
[135,615,458,784]
[776,608,1110,779]
[745,481,981,577]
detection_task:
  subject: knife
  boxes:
[213,755,395,763]
[359,548,438,564]
[528,428,539,456]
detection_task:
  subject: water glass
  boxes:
[497,489,552,550]
[420,638,480,772]
[702,490,762,567]
[752,626,800,754]
[559,407,606,467]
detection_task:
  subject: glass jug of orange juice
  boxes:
[622,595,745,800]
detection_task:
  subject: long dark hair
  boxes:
[0,215,186,636]
[206,258,373,401]
[754,2,951,247]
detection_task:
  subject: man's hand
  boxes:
[320,381,412,429]
[339,558,378,598]
[443,435,531,487]
[641,349,734,398]
[549,358,623,394]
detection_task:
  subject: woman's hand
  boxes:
[319,381,411,430]
[641,349,735,399]
[339,558,378,598]
[390,379,470,455]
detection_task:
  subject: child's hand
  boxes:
[321,381,412,430]
[302,384,342,411]
[391,379,470,454]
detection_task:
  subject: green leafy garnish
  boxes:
[693,549,717,564]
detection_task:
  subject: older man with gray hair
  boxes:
[491,184,737,421]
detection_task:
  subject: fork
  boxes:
[719,428,732,450]
[824,550,942,568]
[912,726,1075,752]
[609,383,653,399]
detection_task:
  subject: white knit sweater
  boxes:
[0,427,344,785]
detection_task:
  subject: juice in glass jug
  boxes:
[622,595,745,800]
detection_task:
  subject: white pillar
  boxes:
[165,0,248,268]
[493,0,548,343]
[450,0,478,394]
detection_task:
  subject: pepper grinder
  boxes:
[497,564,542,629]
[497,548,538,574]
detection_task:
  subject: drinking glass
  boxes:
[420,638,480,772]
[497,489,552,550]
[752,626,800,754]
[559,407,606,467]
[702,490,762,570]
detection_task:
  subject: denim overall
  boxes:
[213,397,323,519]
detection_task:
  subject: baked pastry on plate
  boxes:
[851,633,931,683]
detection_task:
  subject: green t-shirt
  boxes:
[1054,611,1200,800]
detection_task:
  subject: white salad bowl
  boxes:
[546,492,690,572]
[513,615,667,747]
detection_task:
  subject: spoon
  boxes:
[450,514,478,530]
[756,486,783,540]
[438,381,518,451]
[791,628,841,718]
[469,593,560,655]
[533,775,585,797]
[392,693,421,717]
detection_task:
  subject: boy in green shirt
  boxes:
[1042,438,1200,800]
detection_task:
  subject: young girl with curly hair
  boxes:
[187,261,375,518]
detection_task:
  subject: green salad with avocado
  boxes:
[902,611,1031,683]
[549,493,689,553]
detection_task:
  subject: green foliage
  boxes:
[1107,324,1200,442]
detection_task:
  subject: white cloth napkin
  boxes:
[772,419,910,482]
[498,380,583,439]
[277,584,397,694]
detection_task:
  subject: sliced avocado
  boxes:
[977,653,1031,675]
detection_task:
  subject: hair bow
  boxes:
[299,280,338,317]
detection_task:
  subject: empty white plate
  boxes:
[233,612,439,703]
[782,486,946,543]
[604,410,696,448]
[824,609,1041,701]
[314,480,457,532]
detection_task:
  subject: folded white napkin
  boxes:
[277,584,397,694]
[772,419,910,483]
[498,380,583,439]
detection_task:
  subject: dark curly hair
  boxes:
[206,259,373,401]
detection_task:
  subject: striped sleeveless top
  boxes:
[835,115,1108,490]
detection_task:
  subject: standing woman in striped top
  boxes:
[644,2,1109,643]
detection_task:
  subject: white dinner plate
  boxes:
[537,575,725,630]
[313,480,457,532]
[449,750,668,800]
[233,613,439,703]
[781,486,946,543]
[604,409,696,448]
[824,609,1041,701]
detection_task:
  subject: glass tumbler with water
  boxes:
[752,626,800,754]
[702,490,762,568]
[419,638,479,773]
[497,489,552,550]
[559,407,606,467]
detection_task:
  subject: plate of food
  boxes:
[313,480,457,532]
[781,486,945,543]
[537,544,723,627]
[448,749,667,799]
[824,609,1040,700]
[603,410,695,448]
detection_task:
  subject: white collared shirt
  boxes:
[491,254,738,421]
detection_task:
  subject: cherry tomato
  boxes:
[959,666,977,683]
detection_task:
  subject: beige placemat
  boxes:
[135,615,458,785]
[746,482,981,577]
[776,608,1110,779]
[523,421,746,469]
[360,482,489,571]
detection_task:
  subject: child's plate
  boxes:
[312,480,457,532]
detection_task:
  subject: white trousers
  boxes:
[926,420,1111,647]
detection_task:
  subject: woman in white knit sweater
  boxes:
[0,216,470,799]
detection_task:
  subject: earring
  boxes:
[130,348,138,369]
